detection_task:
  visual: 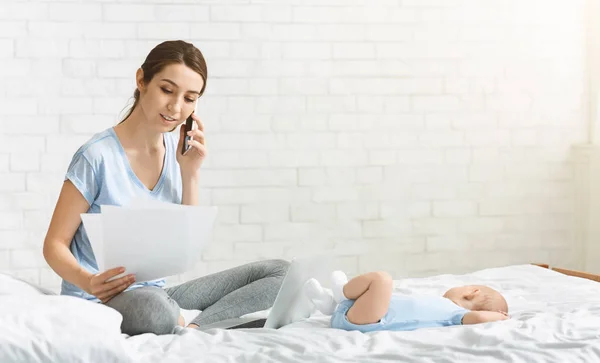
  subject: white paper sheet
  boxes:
[80,201,218,283]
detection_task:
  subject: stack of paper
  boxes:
[80,198,218,283]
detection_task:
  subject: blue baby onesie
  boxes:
[331,294,468,332]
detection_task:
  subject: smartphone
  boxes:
[181,112,194,155]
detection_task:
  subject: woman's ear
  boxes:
[136,68,145,92]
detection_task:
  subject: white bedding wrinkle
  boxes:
[3,264,600,362]
[0,274,51,296]
[0,295,135,363]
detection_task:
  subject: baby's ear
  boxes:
[464,288,480,300]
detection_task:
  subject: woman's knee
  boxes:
[107,287,180,336]
[267,259,290,277]
[142,297,180,335]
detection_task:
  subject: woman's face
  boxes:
[136,62,204,132]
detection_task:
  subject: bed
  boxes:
[3,263,600,362]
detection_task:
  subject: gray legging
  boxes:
[104,259,289,335]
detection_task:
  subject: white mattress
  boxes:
[4,264,600,363]
[123,264,600,362]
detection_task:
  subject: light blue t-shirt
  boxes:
[331,295,468,333]
[61,127,183,302]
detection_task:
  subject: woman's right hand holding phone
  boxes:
[85,267,136,303]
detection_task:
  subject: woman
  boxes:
[43,40,289,336]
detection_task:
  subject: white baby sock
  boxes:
[303,278,337,315]
[331,270,349,304]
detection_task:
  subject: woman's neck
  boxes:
[114,106,163,152]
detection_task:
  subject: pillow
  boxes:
[0,295,133,363]
[0,274,56,296]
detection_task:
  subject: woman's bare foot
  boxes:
[178,315,185,327]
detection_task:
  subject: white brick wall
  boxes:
[0,0,590,291]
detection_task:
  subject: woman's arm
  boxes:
[43,180,134,301]
[181,173,199,206]
[43,180,96,290]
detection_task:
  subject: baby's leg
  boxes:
[345,271,393,325]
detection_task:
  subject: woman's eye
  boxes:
[185,98,194,103]
[161,88,172,94]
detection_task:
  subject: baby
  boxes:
[304,271,509,332]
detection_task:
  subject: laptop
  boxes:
[197,256,331,330]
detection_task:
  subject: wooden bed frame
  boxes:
[533,263,600,283]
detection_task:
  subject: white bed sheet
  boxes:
[124,264,600,362]
[4,264,600,363]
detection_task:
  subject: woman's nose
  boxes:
[168,102,182,114]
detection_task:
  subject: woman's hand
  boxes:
[86,266,136,303]
[176,113,206,179]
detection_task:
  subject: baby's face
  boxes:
[443,286,487,310]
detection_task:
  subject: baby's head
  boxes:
[443,285,508,313]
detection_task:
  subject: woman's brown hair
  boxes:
[121,40,207,122]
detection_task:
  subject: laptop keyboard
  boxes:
[227,318,267,329]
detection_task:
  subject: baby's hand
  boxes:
[462,311,509,325]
